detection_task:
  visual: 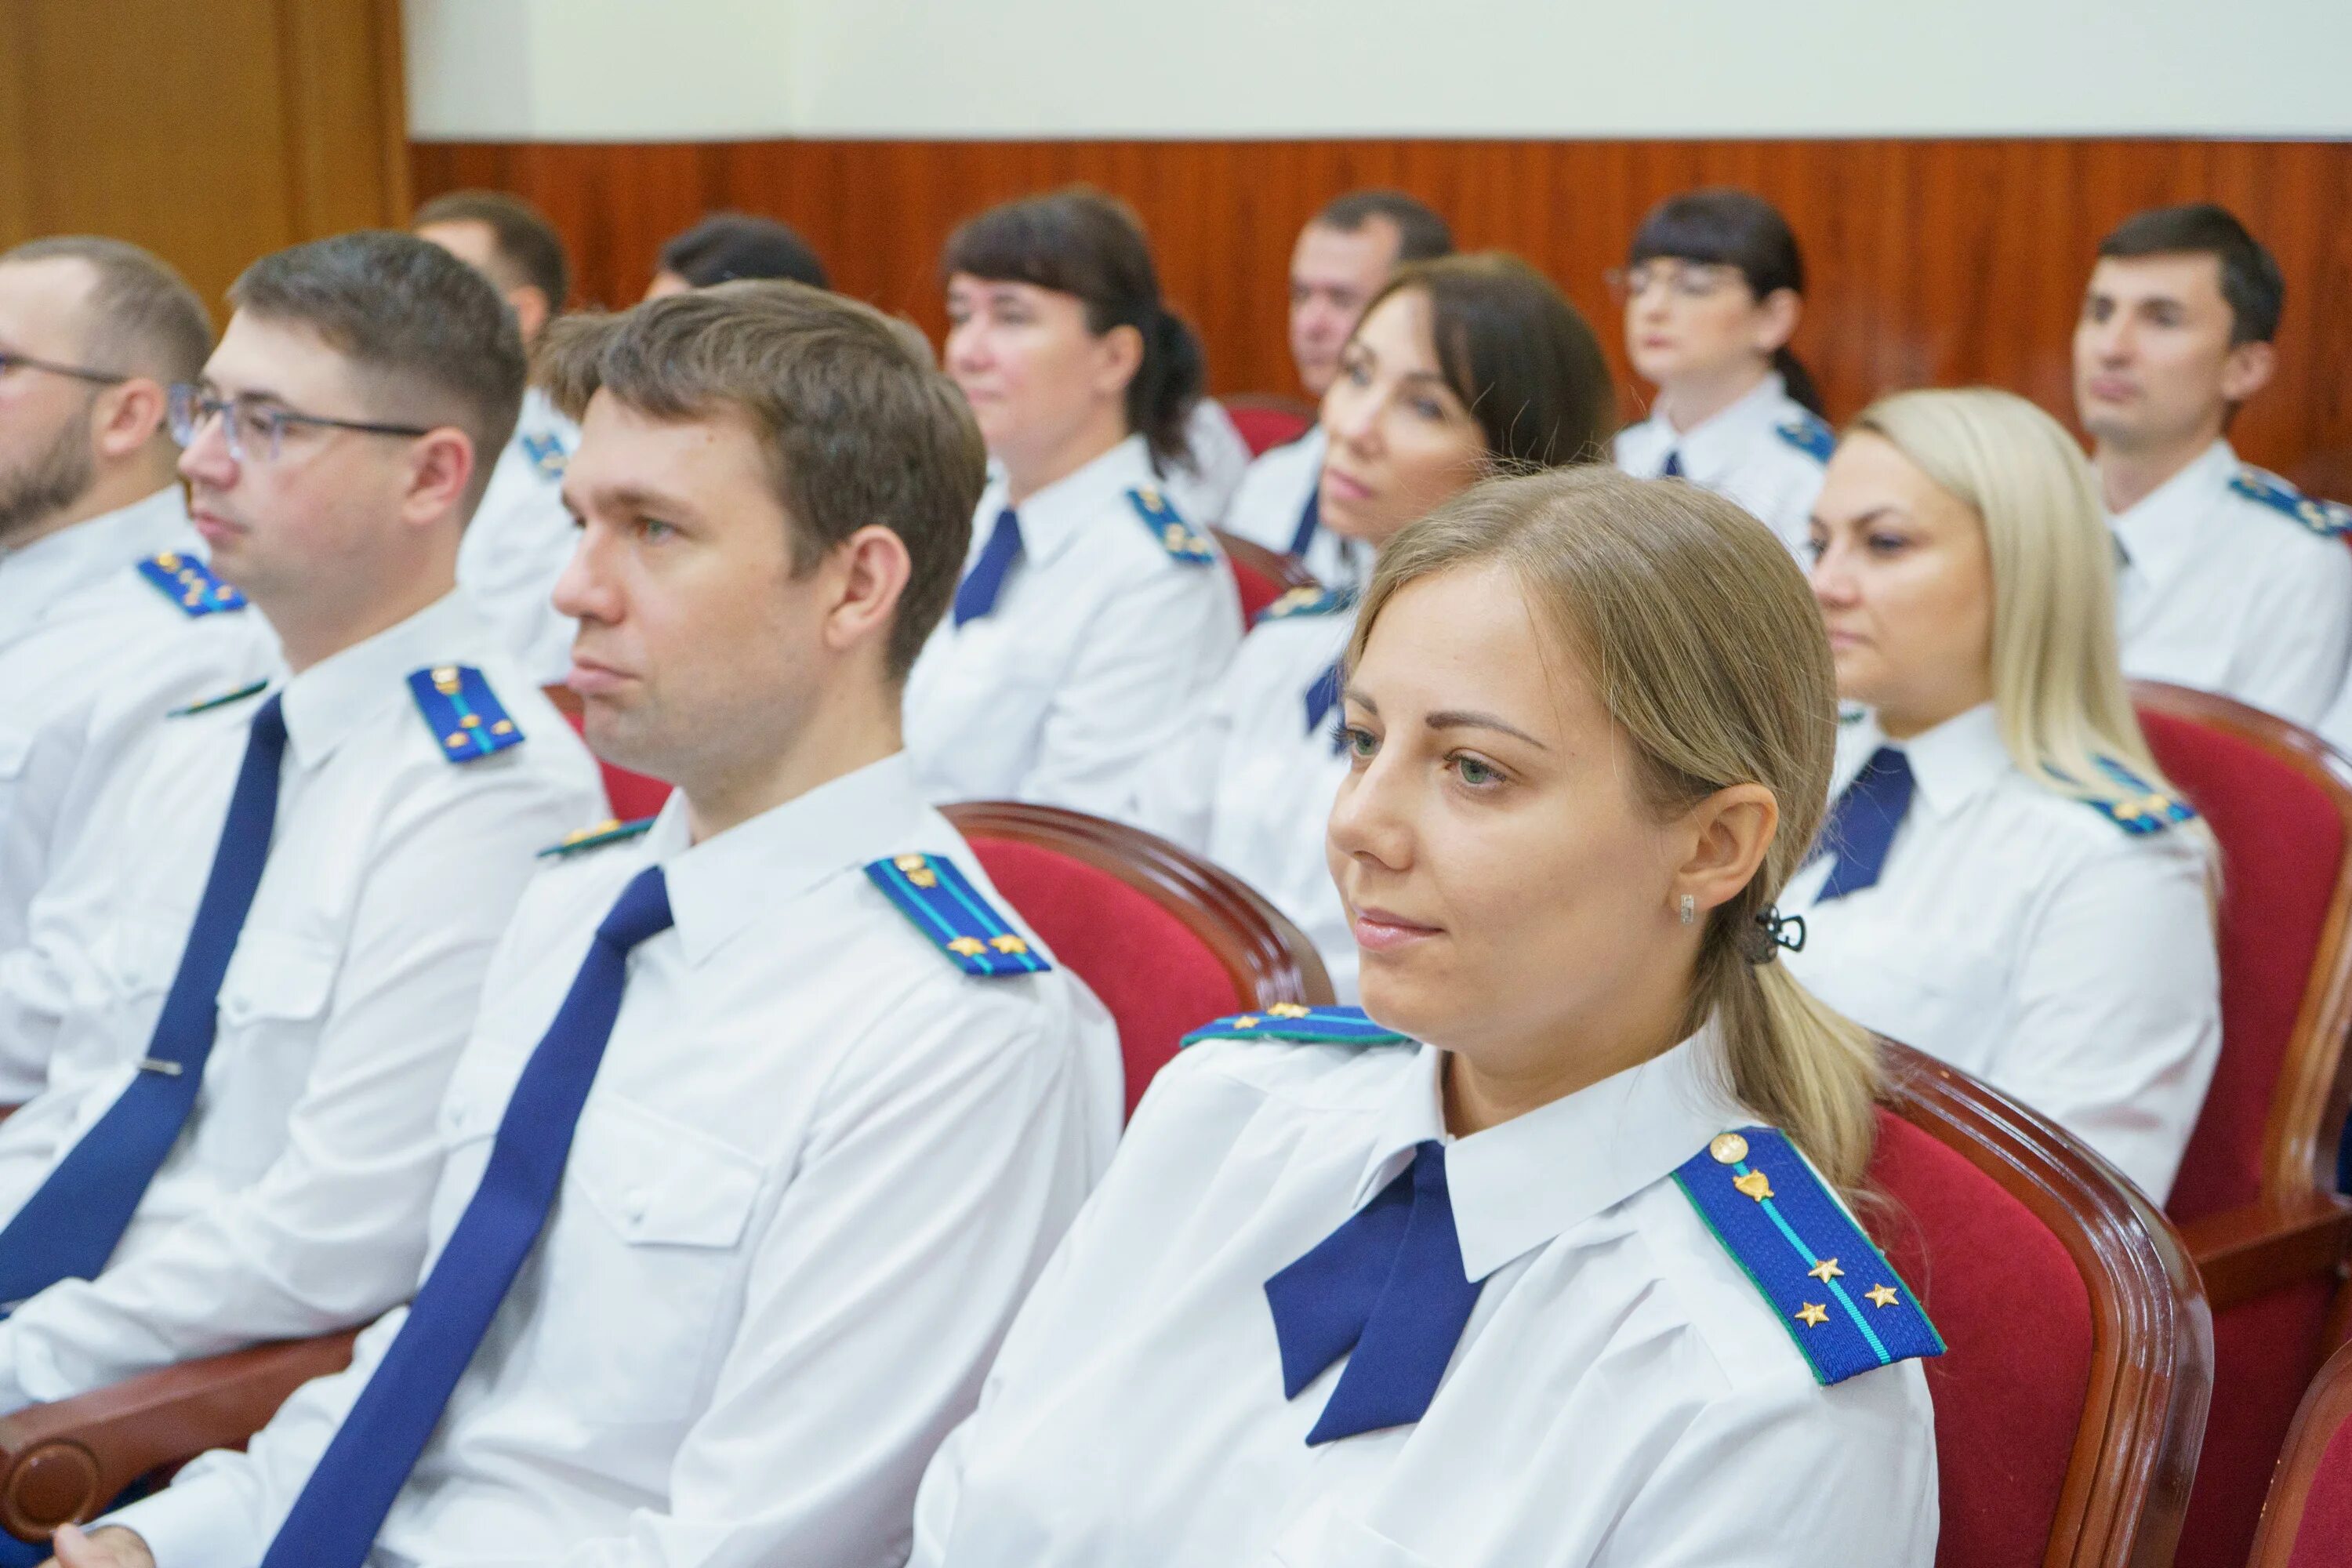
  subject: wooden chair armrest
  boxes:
[0,1331,357,1543]
[2180,1189,2352,1312]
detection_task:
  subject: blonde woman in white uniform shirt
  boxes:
[914,469,1940,1568]
[904,189,1241,816]
[1789,389,2219,1202]
[1612,190,1832,557]
[1137,254,1617,1000]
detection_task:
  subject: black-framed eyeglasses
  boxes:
[166,383,434,464]
[0,348,130,387]
[1604,261,1744,303]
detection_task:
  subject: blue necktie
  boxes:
[1265,1142,1484,1445]
[1305,659,1345,751]
[1814,746,1916,901]
[1661,450,1686,479]
[952,507,1023,626]
[257,867,675,1568]
[0,695,287,1308]
[1287,485,1321,558]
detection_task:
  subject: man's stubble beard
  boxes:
[0,405,96,550]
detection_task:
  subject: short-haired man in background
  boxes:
[644,209,832,297]
[2077,201,2352,729]
[416,189,585,682]
[1220,188,1453,588]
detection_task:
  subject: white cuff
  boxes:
[103,1472,266,1568]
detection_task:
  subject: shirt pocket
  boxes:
[521,1093,765,1425]
[191,933,343,1180]
[1268,1503,1441,1568]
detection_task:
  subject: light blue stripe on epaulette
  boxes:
[136,552,246,617]
[1125,486,1217,564]
[2229,465,2352,537]
[1674,1126,1943,1385]
[521,431,569,481]
[168,678,270,717]
[2087,757,2199,837]
[1179,1004,1410,1048]
[864,853,1053,978]
[536,817,655,858]
[1775,413,1835,464]
[1254,585,1357,626]
[405,666,524,764]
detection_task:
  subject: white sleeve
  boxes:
[1127,669,1242,853]
[2234,539,2352,728]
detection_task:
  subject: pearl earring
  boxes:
[1679,894,1696,927]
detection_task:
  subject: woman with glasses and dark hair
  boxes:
[1613,189,1831,557]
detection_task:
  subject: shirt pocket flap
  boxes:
[1269,1504,1440,1568]
[97,920,191,998]
[570,1096,762,1250]
[215,934,341,1026]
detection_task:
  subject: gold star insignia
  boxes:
[156,552,182,569]
[1809,1258,1843,1283]
[1232,1015,1261,1029]
[445,733,467,749]
[1268,1003,1312,1018]
[895,853,928,872]
[564,818,621,845]
[1866,1283,1901,1309]
[988,934,1029,954]
[492,720,514,735]
[946,936,987,957]
[1708,1133,1749,1165]
[460,713,482,728]
[1795,1302,1830,1328]
[1733,1170,1773,1203]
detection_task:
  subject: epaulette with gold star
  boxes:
[1178,1004,1409,1048]
[521,430,569,481]
[1254,584,1356,626]
[405,665,524,764]
[168,678,270,718]
[1774,412,1835,464]
[864,853,1053,978]
[136,551,247,616]
[1125,486,1217,565]
[2229,465,2352,538]
[2088,757,2198,837]
[1674,1126,1943,1385]
[536,817,655,859]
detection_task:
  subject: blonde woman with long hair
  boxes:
[1791,387,2220,1202]
[911,468,1939,1568]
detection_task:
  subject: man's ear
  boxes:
[90,376,170,460]
[2220,337,2276,408]
[824,523,913,659]
[403,428,476,530]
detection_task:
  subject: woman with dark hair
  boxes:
[1136,254,1616,999]
[902,187,1242,816]
[1613,188,1831,556]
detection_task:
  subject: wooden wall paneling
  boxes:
[409,138,2352,495]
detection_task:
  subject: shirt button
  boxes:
[623,1189,649,1224]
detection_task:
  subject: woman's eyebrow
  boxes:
[1425,710,1549,750]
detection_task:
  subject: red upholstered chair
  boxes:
[945,800,1332,1115]
[543,684,674,822]
[1875,1044,2210,1566]
[1219,394,1316,458]
[2246,1337,2352,1566]
[2129,681,2352,1568]
[1214,529,1319,626]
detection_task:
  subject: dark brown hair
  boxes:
[659,212,829,292]
[2098,202,2283,345]
[941,187,1203,471]
[539,281,986,681]
[1313,190,1454,265]
[412,189,572,317]
[2,235,212,384]
[1628,189,1822,416]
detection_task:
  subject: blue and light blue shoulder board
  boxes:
[136,552,246,617]
[2229,465,2352,537]
[521,430,569,481]
[1674,1126,1943,1385]
[865,853,1053,978]
[405,665,524,764]
[1774,413,1835,464]
[1255,584,1357,626]
[2088,757,2199,837]
[1179,1004,1410,1048]
[537,817,655,859]
[1125,486,1218,565]
[168,678,270,718]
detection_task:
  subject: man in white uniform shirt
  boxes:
[0,234,601,1439]
[1220,191,1452,590]
[2078,202,2352,728]
[0,238,279,960]
[56,282,1119,1568]
[416,191,585,683]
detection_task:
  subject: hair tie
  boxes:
[1740,906,1806,964]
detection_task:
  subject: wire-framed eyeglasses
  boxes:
[167,383,434,463]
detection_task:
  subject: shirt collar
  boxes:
[982,434,1158,566]
[646,750,935,967]
[2109,438,2236,585]
[1882,702,2009,818]
[1664,372,1790,485]
[1351,1025,1747,1281]
[0,485,192,630]
[278,590,503,769]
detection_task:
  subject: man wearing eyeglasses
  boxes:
[0,238,280,971]
[0,232,600,1462]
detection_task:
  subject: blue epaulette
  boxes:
[2228,466,2352,538]
[136,552,246,617]
[1774,413,1835,464]
[1673,1126,1944,1385]
[1125,487,1217,565]
[865,853,1053,978]
[1254,584,1357,626]
[2088,757,2198,837]
[406,666,524,764]
[168,678,270,718]
[537,817,655,859]
[521,431,569,481]
[1178,1004,1410,1048]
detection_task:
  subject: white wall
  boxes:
[405,0,2352,141]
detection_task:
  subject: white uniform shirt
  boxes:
[0,488,280,951]
[0,591,601,1409]
[1220,428,1370,593]
[1160,399,1253,528]
[1782,705,2219,1201]
[1134,602,1358,998]
[459,390,583,684]
[912,1028,1938,1568]
[904,434,1242,816]
[112,753,1123,1568]
[2111,439,2352,729]
[1613,373,1829,557]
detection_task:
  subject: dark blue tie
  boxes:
[952,507,1023,626]
[1305,659,1345,751]
[1661,450,1686,479]
[257,867,675,1568]
[1265,1141,1484,1445]
[1814,746,1916,901]
[1287,485,1321,557]
[0,695,287,1308]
